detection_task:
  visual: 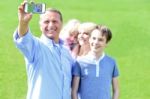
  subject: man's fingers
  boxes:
[18,1,27,13]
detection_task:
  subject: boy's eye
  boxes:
[92,37,96,40]
[99,38,104,41]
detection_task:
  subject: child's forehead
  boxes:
[91,29,102,36]
[91,29,106,38]
[69,31,78,36]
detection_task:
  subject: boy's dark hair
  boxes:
[96,25,112,43]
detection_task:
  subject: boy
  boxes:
[72,25,119,99]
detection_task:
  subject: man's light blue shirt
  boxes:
[13,31,74,99]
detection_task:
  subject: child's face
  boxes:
[89,29,107,54]
[66,32,78,45]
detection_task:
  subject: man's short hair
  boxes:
[46,8,63,22]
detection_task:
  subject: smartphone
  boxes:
[24,2,46,14]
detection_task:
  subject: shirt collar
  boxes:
[87,52,105,62]
[97,52,105,62]
[40,34,64,47]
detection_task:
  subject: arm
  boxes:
[14,1,39,62]
[18,0,32,37]
[112,77,119,99]
[71,76,80,99]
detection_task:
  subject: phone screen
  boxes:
[24,2,46,14]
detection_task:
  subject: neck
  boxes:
[78,44,90,56]
[89,51,103,60]
[54,39,59,43]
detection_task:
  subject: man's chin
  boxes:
[45,34,54,39]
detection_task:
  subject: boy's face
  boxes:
[89,29,107,54]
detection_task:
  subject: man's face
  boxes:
[39,11,62,42]
[89,29,107,54]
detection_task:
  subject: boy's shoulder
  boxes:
[105,54,115,59]
[103,54,117,63]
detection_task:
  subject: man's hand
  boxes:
[18,1,32,37]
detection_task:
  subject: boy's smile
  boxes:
[89,29,107,54]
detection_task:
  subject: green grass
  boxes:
[0,0,150,99]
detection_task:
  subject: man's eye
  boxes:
[52,20,57,23]
[44,20,49,24]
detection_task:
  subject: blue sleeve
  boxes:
[72,61,81,77]
[13,30,39,63]
[112,61,119,78]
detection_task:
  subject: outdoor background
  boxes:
[0,0,150,99]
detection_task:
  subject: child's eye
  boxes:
[83,32,89,35]
[100,38,104,41]
[92,37,96,40]
[74,36,77,39]
[78,32,81,35]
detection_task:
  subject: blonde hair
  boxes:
[60,19,80,40]
[78,22,97,35]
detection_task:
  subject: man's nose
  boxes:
[48,22,54,27]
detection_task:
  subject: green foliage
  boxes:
[0,0,150,99]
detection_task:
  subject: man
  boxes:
[13,1,74,99]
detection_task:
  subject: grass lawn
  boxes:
[0,0,150,99]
